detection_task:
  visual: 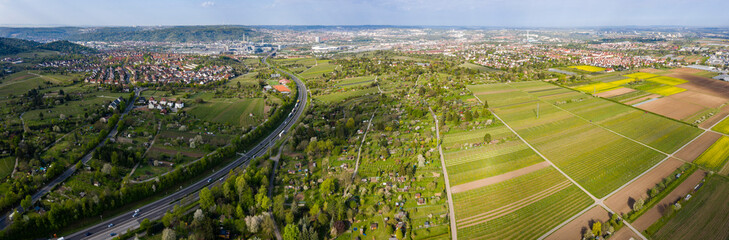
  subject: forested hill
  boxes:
[0,37,96,55]
[0,26,262,43]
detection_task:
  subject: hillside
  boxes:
[0,37,96,56]
[0,26,262,43]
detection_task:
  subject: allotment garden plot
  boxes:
[469,81,701,198]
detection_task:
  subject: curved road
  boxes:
[63,51,307,240]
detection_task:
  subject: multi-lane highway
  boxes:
[63,52,307,240]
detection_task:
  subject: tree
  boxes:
[199,187,214,211]
[20,195,32,210]
[483,100,489,108]
[284,224,300,240]
[320,178,336,197]
[346,118,355,130]
[633,198,645,211]
[483,133,492,143]
[591,221,602,237]
[140,218,151,230]
[162,211,174,227]
[162,228,176,240]
[396,227,404,240]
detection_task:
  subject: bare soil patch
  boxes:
[674,132,722,162]
[632,170,707,231]
[611,226,640,240]
[546,206,611,240]
[639,68,662,73]
[450,161,550,193]
[636,97,705,120]
[605,158,684,215]
[670,68,704,74]
[670,73,729,99]
[623,94,661,105]
[668,91,728,109]
[595,88,636,98]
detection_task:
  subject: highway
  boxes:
[63,51,307,240]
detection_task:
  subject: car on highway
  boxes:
[108,223,114,228]
[207,178,212,183]
[110,232,117,236]
[85,232,92,236]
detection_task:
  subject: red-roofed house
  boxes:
[272,85,291,94]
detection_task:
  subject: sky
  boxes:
[0,0,727,27]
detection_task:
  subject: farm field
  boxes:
[568,65,605,72]
[442,124,515,150]
[650,177,729,240]
[188,98,265,127]
[443,121,545,186]
[452,166,592,239]
[632,170,706,232]
[469,81,701,198]
[573,82,623,93]
[711,116,729,134]
[693,136,729,171]
[545,206,610,240]
[674,132,722,162]
[604,158,684,215]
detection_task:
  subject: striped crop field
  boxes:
[470,81,700,198]
[453,167,592,239]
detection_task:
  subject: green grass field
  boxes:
[444,139,545,186]
[314,87,379,103]
[468,81,700,197]
[453,167,592,239]
[0,71,78,97]
[0,157,14,179]
[693,136,729,171]
[650,177,729,239]
[460,62,497,72]
[188,98,265,127]
[442,125,514,149]
[569,65,606,72]
[226,72,259,87]
[300,60,337,79]
[335,76,376,88]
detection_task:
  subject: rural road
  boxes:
[62,51,308,240]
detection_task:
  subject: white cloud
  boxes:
[201,1,215,7]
